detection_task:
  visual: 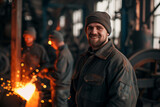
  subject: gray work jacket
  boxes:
[69,39,139,107]
[48,45,74,89]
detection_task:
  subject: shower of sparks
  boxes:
[0,75,50,104]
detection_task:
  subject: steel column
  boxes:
[11,0,22,88]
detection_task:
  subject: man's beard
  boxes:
[88,34,106,49]
[26,41,34,47]
[89,39,106,49]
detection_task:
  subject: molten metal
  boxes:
[14,83,36,101]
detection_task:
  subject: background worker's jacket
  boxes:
[21,43,50,80]
[47,45,74,89]
[69,39,139,107]
[47,44,74,107]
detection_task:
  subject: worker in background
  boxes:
[21,26,50,107]
[141,24,152,49]
[68,11,139,107]
[21,26,50,81]
[38,30,74,107]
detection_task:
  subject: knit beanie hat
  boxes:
[85,11,111,34]
[49,30,64,42]
[23,27,36,39]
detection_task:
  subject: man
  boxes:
[68,11,139,107]
[21,26,50,107]
[39,30,74,107]
[21,26,49,81]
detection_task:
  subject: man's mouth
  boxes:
[89,35,98,39]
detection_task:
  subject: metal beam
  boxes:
[11,0,22,88]
[145,2,160,24]
[121,0,128,55]
[47,3,84,9]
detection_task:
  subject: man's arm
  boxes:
[106,65,139,107]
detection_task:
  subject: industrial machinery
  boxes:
[129,49,160,107]
[0,48,10,75]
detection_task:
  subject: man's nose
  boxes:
[91,27,97,34]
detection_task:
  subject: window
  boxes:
[96,0,122,46]
[72,9,83,37]
[60,15,65,28]
[153,0,160,49]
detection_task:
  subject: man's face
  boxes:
[23,34,34,46]
[86,23,109,50]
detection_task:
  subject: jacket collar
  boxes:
[87,39,114,60]
[58,44,67,51]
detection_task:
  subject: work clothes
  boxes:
[21,43,50,80]
[69,39,139,107]
[48,45,74,89]
[48,44,74,107]
[21,42,50,107]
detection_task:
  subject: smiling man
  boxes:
[86,22,109,50]
[68,11,139,107]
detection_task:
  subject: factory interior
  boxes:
[0,0,160,107]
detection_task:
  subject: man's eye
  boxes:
[88,27,93,30]
[97,26,102,30]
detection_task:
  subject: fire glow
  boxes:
[14,83,36,101]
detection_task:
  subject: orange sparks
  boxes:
[43,84,47,88]
[35,69,39,73]
[21,63,24,67]
[48,40,52,45]
[41,100,44,103]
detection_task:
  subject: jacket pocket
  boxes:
[118,80,131,100]
[80,73,107,102]
[84,73,104,85]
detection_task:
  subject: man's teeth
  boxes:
[90,36,97,39]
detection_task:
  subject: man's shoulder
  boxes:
[33,43,45,49]
[110,48,132,68]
